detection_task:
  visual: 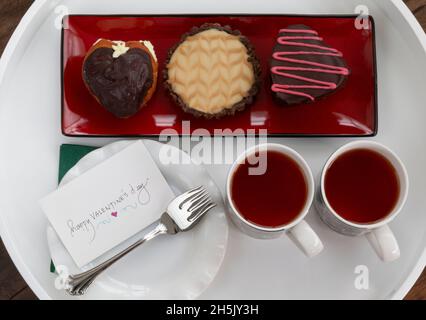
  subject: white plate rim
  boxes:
[385,0,426,300]
[46,139,228,299]
[0,0,424,300]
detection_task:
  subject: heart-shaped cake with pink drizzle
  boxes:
[270,24,350,105]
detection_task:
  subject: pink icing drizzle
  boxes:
[271,28,349,102]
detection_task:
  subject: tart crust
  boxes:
[164,23,261,119]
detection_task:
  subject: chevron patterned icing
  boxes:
[167,28,256,115]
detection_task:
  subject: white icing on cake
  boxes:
[112,41,130,58]
[140,40,157,62]
[91,39,156,61]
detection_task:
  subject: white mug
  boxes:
[315,141,409,262]
[226,143,324,258]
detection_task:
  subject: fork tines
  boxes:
[181,186,216,222]
[179,186,205,209]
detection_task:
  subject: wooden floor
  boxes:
[0,0,425,300]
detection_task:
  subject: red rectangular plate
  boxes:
[62,15,377,137]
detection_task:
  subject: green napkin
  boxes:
[50,144,98,273]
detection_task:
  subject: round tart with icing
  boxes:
[271,24,350,105]
[82,39,158,119]
[165,24,261,119]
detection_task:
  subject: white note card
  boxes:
[40,140,175,268]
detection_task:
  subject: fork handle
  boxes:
[65,223,168,296]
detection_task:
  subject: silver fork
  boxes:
[65,186,216,296]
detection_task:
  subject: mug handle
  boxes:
[287,220,324,258]
[365,225,400,262]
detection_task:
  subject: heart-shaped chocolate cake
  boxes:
[270,25,350,105]
[82,39,158,118]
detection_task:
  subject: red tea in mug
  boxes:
[231,151,308,228]
[324,148,400,224]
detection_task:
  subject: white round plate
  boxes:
[46,140,228,299]
[0,0,425,299]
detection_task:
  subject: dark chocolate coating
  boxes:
[271,24,349,105]
[83,47,153,118]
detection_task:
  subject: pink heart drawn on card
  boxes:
[111,212,118,218]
